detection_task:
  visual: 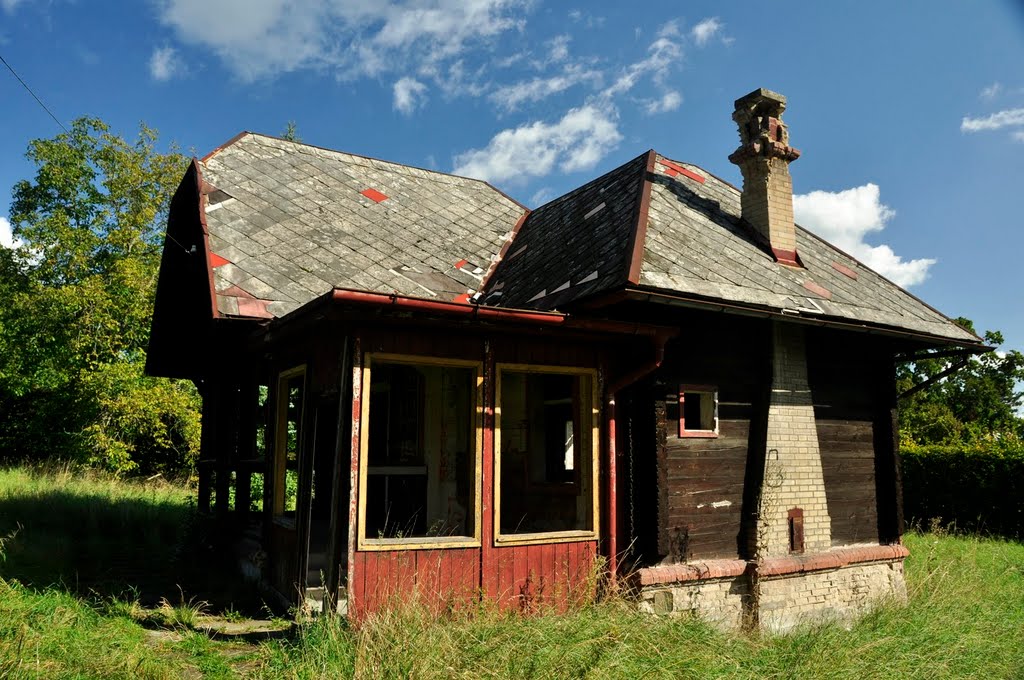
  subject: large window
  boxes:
[273,366,306,521]
[496,365,598,544]
[358,354,481,549]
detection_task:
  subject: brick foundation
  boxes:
[636,545,908,632]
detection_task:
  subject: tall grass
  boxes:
[254,531,1024,679]
[0,462,190,600]
[0,465,1022,678]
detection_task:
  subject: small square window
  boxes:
[678,385,718,437]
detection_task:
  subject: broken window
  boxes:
[496,367,597,541]
[273,366,306,520]
[678,385,718,437]
[360,356,479,546]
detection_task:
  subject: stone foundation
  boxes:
[635,545,908,633]
[758,557,906,632]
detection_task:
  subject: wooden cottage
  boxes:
[148,89,985,629]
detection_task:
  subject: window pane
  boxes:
[365,363,475,540]
[499,371,593,535]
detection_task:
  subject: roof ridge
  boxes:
[625,150,656,284]
[203,130,529,212]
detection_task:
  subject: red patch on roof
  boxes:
[210,252,231,268]
[659,159,705,184]
[452,293,472,304]
[361,188,389,203]
[803,280,832,300]
[831,261,859,280]
[454,258,468,270]
[236,297,274,319]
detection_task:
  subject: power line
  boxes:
[0,52,69,134]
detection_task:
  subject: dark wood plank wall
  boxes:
[651,318,769,563]
[806,330,890,547]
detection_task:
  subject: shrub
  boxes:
[901,441,1024,538]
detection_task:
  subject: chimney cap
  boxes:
[734,88,787,115]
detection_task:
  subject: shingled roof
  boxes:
[479,150,979,346]
[199,133,525,318]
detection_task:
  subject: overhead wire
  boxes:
[0,52,69,134]
[0,53,194,258]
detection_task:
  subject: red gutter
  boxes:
[326,289,668,337]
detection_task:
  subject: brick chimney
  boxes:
[728,88,802,266]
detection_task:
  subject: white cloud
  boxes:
[489,64,601,111]
[643,89,681,115]
[547,34,570,63]
[156,0,529,83]
[793,184,935,287]
[980,82,1002,100]
[392,76,428,114]
[149,46,183,81]
[602,21,682,99]
[529,187,555,206]
[1012,131,1024,143]
[0,216,20,249]
[0,0,25,13]
[452,104,621,184]
[690,17,721,47]
[960,107,1024,132]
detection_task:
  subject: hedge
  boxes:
[901,444,1024,539]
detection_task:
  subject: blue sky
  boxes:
[1,0,1023,357]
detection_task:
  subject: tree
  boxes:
[0,118,201,474]
[898,317,1024,446]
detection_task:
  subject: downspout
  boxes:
[604,330,674,584]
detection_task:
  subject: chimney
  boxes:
[728,88,802,266]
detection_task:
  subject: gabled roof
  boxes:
[479,151,980,346]
[198,133,525,318]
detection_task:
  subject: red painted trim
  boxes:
[325,288,670,337]
[346,337,362,619]
[479,209,531,294]
[677,385,719,438]
[480,340,495,599]
[758,544,910,578]
[191,159,220,320]
[606,388,617,581]
[625,150,657,285]
[658,158,705,184]
[200,131,251,163]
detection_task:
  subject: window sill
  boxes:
[494,530,597,547]
[357,535,480,552]
[678,430,718,438]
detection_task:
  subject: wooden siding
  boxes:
[649,318,770,563]
[806,329,892,547]
[346,325,616,619]
[816,419,879,546]
[657,401,750,561]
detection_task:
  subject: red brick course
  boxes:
[635,544,909,586]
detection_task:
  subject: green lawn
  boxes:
[1,465,1022,679]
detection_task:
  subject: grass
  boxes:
[1,464,1023,678]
